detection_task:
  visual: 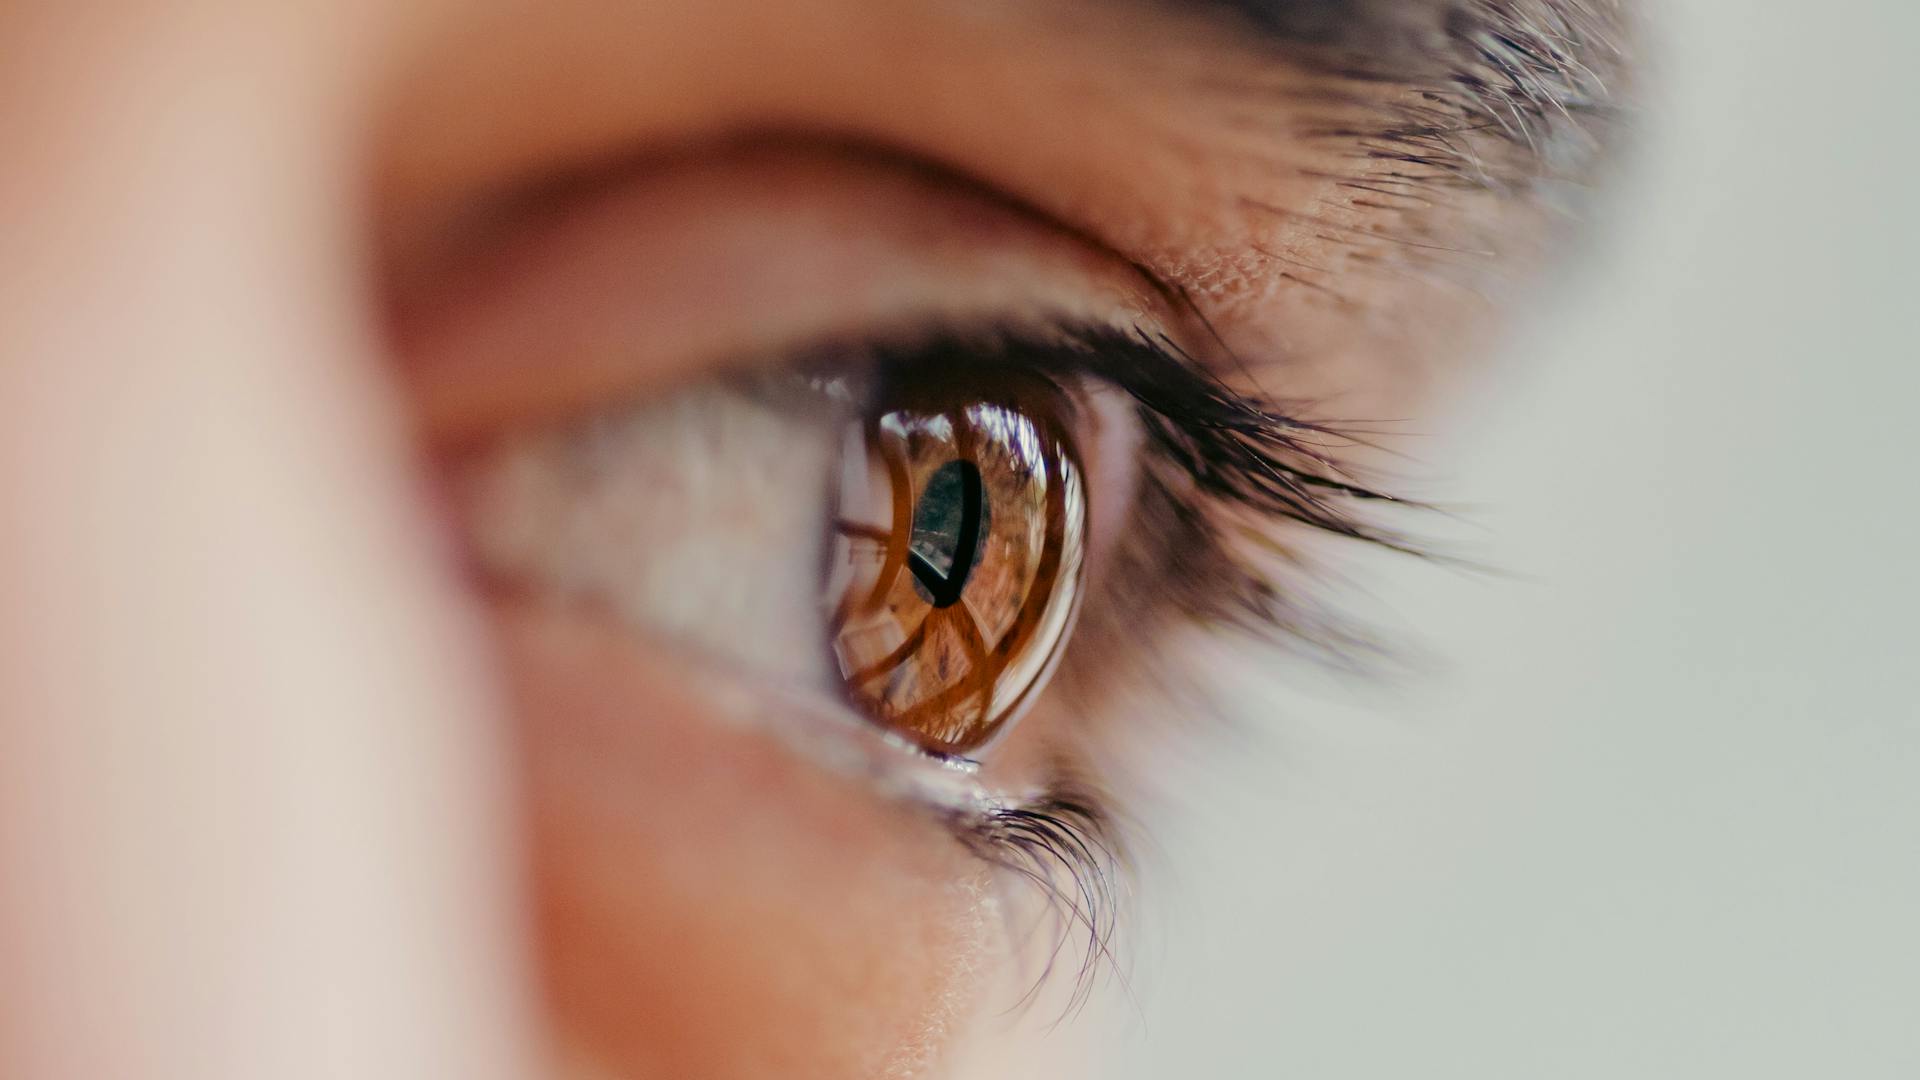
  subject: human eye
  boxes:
[413,146,1417,1021]
[455,310,1401,740]
[397,151,1419,1057]
[373,0,1629,1069]
[456,331,1101,765]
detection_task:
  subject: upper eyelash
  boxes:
[1073,325,1433,653]
[860,322,1424,640]
[859,324,1411,535]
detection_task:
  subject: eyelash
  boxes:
[851,321,1421,1005]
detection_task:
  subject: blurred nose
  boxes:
[0,9,539,1079]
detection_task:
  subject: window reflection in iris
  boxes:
[826,388,1087,757]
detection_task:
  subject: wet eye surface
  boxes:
[458,346,1098,772]
[827,376,1087,758]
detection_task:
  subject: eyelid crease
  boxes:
[393,140,1178,446]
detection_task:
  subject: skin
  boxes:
[0,1,1627,1077]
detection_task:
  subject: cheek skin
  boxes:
[495,600,998,1079]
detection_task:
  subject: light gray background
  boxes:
[1101,2,1919,1076]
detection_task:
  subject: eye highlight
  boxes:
[826,375,1088,758]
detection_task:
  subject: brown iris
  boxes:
[825,377,1087,756]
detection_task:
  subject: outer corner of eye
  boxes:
[824,374,1091,760]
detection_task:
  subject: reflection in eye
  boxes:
[827,383,1087,757]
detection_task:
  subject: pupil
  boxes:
[908,459,989,608]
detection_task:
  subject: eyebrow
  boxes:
[1182,0,1631,189]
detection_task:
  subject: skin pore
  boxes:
[0,2,1628,1078]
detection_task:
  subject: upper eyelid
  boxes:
[391,140,1173,445]
[379,0,1635,472]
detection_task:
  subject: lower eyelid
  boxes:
[491,597,1008,1066]
[524,596,994,811]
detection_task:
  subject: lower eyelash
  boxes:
[953,789,1125,1019]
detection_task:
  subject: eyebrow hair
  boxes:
[1189,0,1632,190]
